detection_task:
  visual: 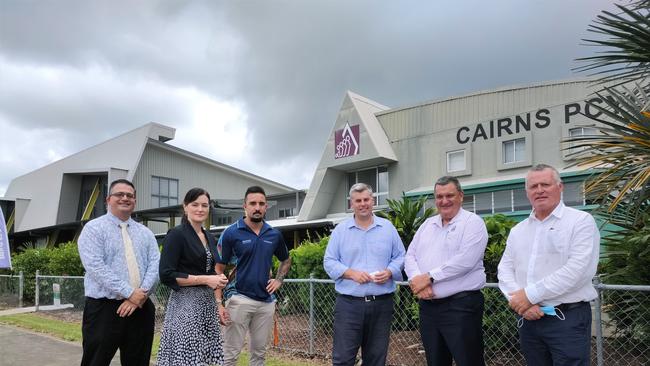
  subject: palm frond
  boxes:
[563,84,650,220]
[574,3,650,86]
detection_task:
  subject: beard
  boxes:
[249,212,264,223]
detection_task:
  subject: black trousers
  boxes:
[332,294,394,366]
[518,302,592,366]
[81,297,155,366]
[419,291,485,366]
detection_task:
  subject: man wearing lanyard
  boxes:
[405,175,488,366]
[324,183,405,366]
[498,164,600,366]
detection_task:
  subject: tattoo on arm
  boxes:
[275,258,292,282]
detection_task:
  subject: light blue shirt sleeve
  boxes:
[78,220,133,298]
[323,225,348,280]
[139,228,160,292]
[386,226,405,281]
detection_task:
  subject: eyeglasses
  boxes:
[110,192,136,199]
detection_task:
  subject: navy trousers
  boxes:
[332,294,394,366]
[419,291,485,366]
[518,302,592,366]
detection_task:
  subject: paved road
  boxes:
[0,324,121,366]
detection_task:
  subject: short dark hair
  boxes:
[434,176,463,194]
[244,186,267,202]
[109,179,136,195]
[182,187,211,225]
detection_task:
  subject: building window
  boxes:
[475,192,493,215]
[568,127,598,153]
[462,194,475,212]
[151,176,179,208]
[279,208,295,218]
[569,127,598,138]
[562,181,585,207]
[347,166,389,207]
[217,216,233,226]
[502,138,526,164]
[447,150,466,173]
[513,188,531,211]
[493,190,513,213]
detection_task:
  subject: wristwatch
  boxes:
[429,273,435,283]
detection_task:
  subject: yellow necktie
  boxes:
[119,222,141,290]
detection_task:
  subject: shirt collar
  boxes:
[529,201,565,222]
[346,214,382,230]
[432,208,465,228]
[106,211,132,226]
[236,218,271,235]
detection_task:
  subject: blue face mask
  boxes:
[540,305,557,316]
[517,306,565,328]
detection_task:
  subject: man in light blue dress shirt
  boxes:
[324,183,405,366]
[78,179,160,366]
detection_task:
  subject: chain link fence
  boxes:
[2,274,649,366]
[0,273,23,309]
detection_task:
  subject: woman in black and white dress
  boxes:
[157,187,227,366]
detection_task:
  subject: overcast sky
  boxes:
[0,0,616,196]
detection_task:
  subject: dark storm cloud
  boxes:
[0,0,617,194]
[218,0,614,161]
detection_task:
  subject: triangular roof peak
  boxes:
[345,90,390,111]
[298,91,397,221]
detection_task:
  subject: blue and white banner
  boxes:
[0,207,11,269]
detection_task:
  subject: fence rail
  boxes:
[2,274,649,366]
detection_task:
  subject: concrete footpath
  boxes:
[0,324,121,366]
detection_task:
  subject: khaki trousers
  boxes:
[223,294,276,366]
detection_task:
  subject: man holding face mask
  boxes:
[498,164,600,366]
[324,183,405,366]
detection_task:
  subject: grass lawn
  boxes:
[0,313,311,366]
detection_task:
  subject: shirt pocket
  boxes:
[368,236,392,263]
[546,228,571,254]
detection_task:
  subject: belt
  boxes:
[339,293,393,302]
[555,301,589,312]
[86,297,123,303]
[423,290,480,303]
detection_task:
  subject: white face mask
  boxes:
[517,306,566,328]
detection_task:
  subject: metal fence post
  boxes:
[18,271,24,308]
[593,276,603,366]
[309,273,315,355]
[35,270,40,311]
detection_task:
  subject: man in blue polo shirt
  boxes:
[216,186,291,366]
[324,183,406,366]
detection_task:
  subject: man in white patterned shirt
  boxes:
[498,164,600,366]
[78,179,160,366]
[405,176,488,366]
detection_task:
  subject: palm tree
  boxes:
[376,195,435,248]
[566,2,650,223]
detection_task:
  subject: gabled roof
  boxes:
[298,91,396,221]
[5,123,173,232]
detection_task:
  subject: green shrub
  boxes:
[483,214,517,283]
[287,236,329,279]
[11,248,52,303]
[47,242,84,276]
[599,214,650,349]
